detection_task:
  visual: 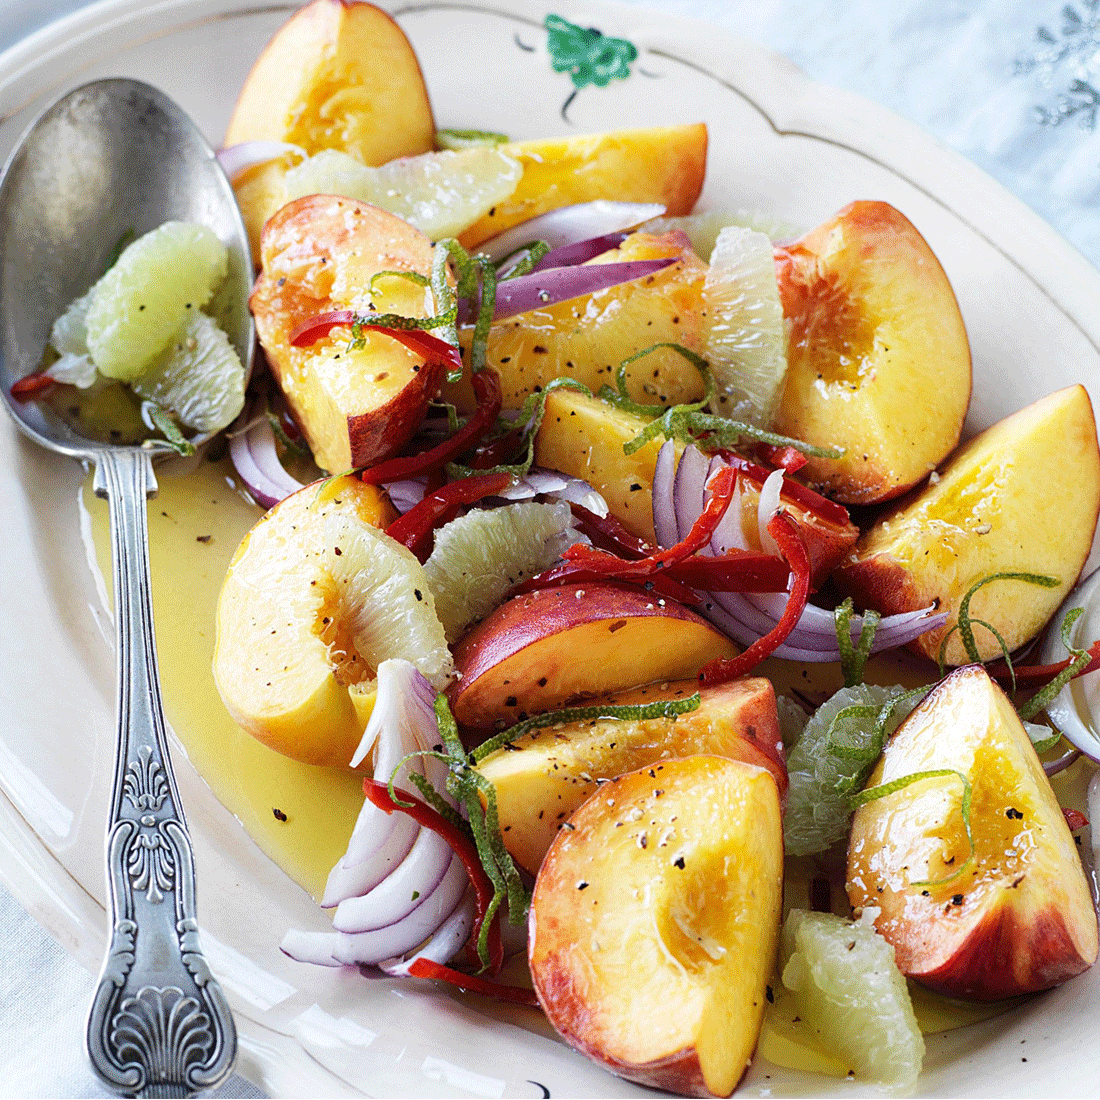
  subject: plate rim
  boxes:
[1,1,1098,1097]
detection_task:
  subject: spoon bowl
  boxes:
[0,77,252,456]
[0,78,248,1097]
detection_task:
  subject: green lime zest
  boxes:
[937,571,1060,678]
[472,692,702,764]
[851,768,974,888]
[435,128,510,151]
[494,239,551,279]
[446,375,594,480]
[144,402,194,456]
[1019,605,1091,722]
[595,342,842,458]
[835,597,881,688]
[433,694,528,967]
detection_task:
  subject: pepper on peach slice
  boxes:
[443,230,710,414]
[225,0,436,256]
[251,194,443,474]
[212,474,455,769]
[530,755,783,1097]
[448,582,738,732]
[476,676,785,875]
[847,664,1097,1000]
[836,384,1100,665]
[533,386,857,586]
[772,200,972,504]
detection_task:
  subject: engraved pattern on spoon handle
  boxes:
[86,448,236,1099]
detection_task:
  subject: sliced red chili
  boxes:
[362,368,503,485]
[386,470,515,562]
[756,443,808,474]
[562,466,738,578]
[405,958,540,1006]
[10,371,54,400]
[717,449,851,528]
[362,778,504,974]
[468,426,527,470]
[290,312,464,377]
[1063,807,1089,831]
[568,503,653,560]
[663,551,790,593]
[700,510,811,684]
[987,639,1100,687]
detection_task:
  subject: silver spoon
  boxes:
[0,79,249,1097]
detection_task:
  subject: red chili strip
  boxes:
[386,470,515,563]
[469,426,526,470]
[362,368,503,485]
[1063,807,1089,831]
[291,310,464,377]
[756,443,808,475]
[562,466,738,577]
[10,371,54,400]
[987,639,1100,687]
[700,510,811,684]
[568,503,654,560]
[406,958,540,1007]
[663,551,791,593]
[514,561,701,606]
[362,778,504,974]
[718,449,851,528]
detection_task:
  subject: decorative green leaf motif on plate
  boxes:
[537,13,639,119]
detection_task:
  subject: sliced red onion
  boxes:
[1043,745,1081,778]
[322,660,448,908]
[652,440,679,549]
[332,825,454,933]
[378,892,476,977]
[672,444,709,542]
[383,476,429,514]
[658,443,948,660]
[527,231,631,273]
[330,855,469,966]
[459,259,675,324]
[478,200,667,262]
[707,455,748,554]
[756,469,784,557]
[228,405,304,509]
[279,930,342,967]
[217,140,305,182]
[497,468,609,516]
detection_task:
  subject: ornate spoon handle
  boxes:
[86,448,236,1098]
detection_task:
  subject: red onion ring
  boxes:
[478,200,666,262]
[216,140,305,182]
[332,823,455,933]
[528,231,631,272]
[279,930,342,967]
[227,404,304,509]
[322,661,447,907]
[378,892,477,977]
[656,443,948,659]
[458,259,676,324]
[330,855,469,965]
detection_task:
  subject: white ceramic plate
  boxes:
[2,1,1099,1095]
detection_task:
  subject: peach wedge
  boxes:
[772,201,971,504]
[530,755,784,1097]
[251,195,441,474]
[448,582,737,731]
[476,676,786,874]
[847,664,1097,1000]
[458,124,708,249]
[212,475,402,768]
[225,0,434,166]
[836,385,1100,665]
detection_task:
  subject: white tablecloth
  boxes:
[1,0,1097,1096]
